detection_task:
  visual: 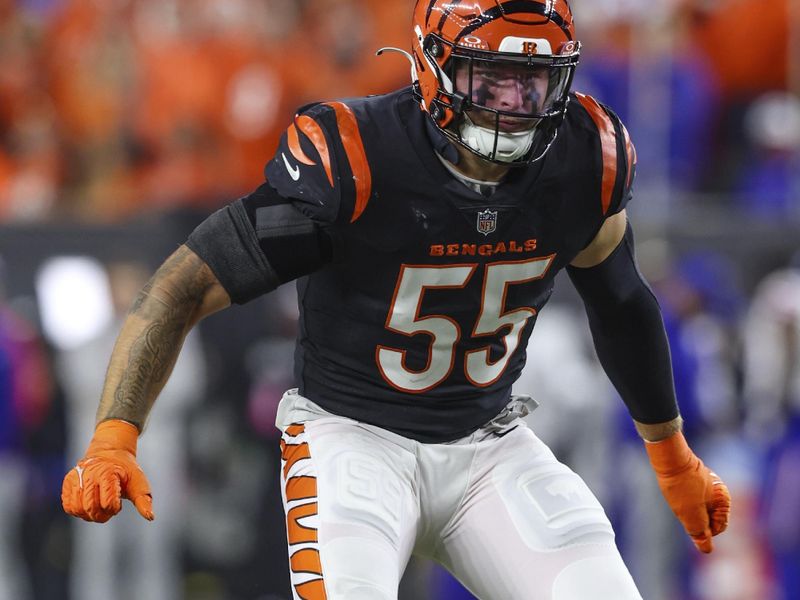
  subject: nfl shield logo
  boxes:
[477,209,498,236]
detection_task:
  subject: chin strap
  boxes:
[458,114,536,163]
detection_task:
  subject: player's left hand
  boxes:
[644,430,731,553]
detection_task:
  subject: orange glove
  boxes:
[62,420,154,523]
[644,430,730,553]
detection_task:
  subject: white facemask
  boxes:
[458,114,537,163]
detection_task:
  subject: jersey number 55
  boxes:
[377,255,555,393]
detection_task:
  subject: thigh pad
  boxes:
[492,460,615,551]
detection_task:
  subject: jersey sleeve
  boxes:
[264,101,374,227]
[573,93,638,217]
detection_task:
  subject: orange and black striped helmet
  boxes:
[411,0,580,164]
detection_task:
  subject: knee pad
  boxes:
[327,578,395,600]
[322,537,400,600]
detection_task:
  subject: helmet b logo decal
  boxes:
[477,209,498,236]
[499,37,553,55]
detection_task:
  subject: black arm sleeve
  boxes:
[186,183,334,304]
[567,223,680,424]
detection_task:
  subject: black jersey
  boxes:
[189,86,636,443]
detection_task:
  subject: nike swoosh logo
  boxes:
[282,153,300,181]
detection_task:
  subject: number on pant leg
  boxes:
[334,451,405,539]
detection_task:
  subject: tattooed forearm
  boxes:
[108,309,190,423]
[97,246,227,429]
[128,279,153,315]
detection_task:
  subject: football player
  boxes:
[62,1,731,598]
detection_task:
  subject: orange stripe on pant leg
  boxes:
[287,502,318,544]
[296,115,334,187]
[575,93,618,215]
[291,548,324,576]
[295,579,327,600]
[286,476,317,502]
[324,102,372,222]
[285,423,305,437]
[282,442,310,478]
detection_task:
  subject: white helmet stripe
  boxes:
[498,37,553,55]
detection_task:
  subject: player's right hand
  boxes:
[62,419,154,523]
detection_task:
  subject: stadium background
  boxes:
[0,0,799,598]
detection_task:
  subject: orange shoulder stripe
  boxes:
[325,101,372,223]
[620,120,637,189]
[575,93,618,215]
[288,124,317,167]
[296,115,334,187]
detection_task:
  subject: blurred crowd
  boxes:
[0,0,409,222]
[1,0,800,599]
[573,0,800,216]
[0,0,798,223]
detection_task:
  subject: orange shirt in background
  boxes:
[689,0,789,98]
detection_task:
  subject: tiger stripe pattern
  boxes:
[574,93,619,216]
[293,116,335,187]
[425,0,575,45]
[323,102,373,222]
[280,423,327,600]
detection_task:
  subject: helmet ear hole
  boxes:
[424,36,443,58]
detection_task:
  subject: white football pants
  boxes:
[277,390,642,600]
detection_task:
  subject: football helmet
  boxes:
[411,0,580,164]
